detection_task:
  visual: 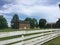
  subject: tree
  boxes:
[59,4,60,8]
[56,19,60,28]
[24,17,38,28]
[11,14,19,29]
[0,15,8,29]
[32,18,38,28]
[39,19,47,28]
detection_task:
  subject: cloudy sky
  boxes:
[0,0,60,27]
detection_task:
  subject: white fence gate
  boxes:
[0,29,60,45]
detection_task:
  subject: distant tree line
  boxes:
[11,14,47,29]
[0,14,47,29]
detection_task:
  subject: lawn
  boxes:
[42,36,60,45]
[0,29,20,32]
[0,28,47,32]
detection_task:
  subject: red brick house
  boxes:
[11,20,30,29]
[46,19,60,28]
[46,23,56,28]
[19,20,30,29]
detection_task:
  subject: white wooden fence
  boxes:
[0,29,60,45]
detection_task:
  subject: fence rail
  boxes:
[0,29,60,45]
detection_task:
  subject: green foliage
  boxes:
[0,15,8,29]
[39,19,47,28]
[24,17,38,28]
[11,14,19,23]
[11,14,19,29]
[32,18,38,28]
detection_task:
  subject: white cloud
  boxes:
[0,0,60,26]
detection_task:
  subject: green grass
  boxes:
[42,36,60,45]
[0,28,48,32]
[0,35,21,41]
[0,29,20,32]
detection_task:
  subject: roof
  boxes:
[19,20,30,24]
[46,23,56,25]
[12,20,30,24]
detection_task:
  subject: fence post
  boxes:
[21,31,25,45]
